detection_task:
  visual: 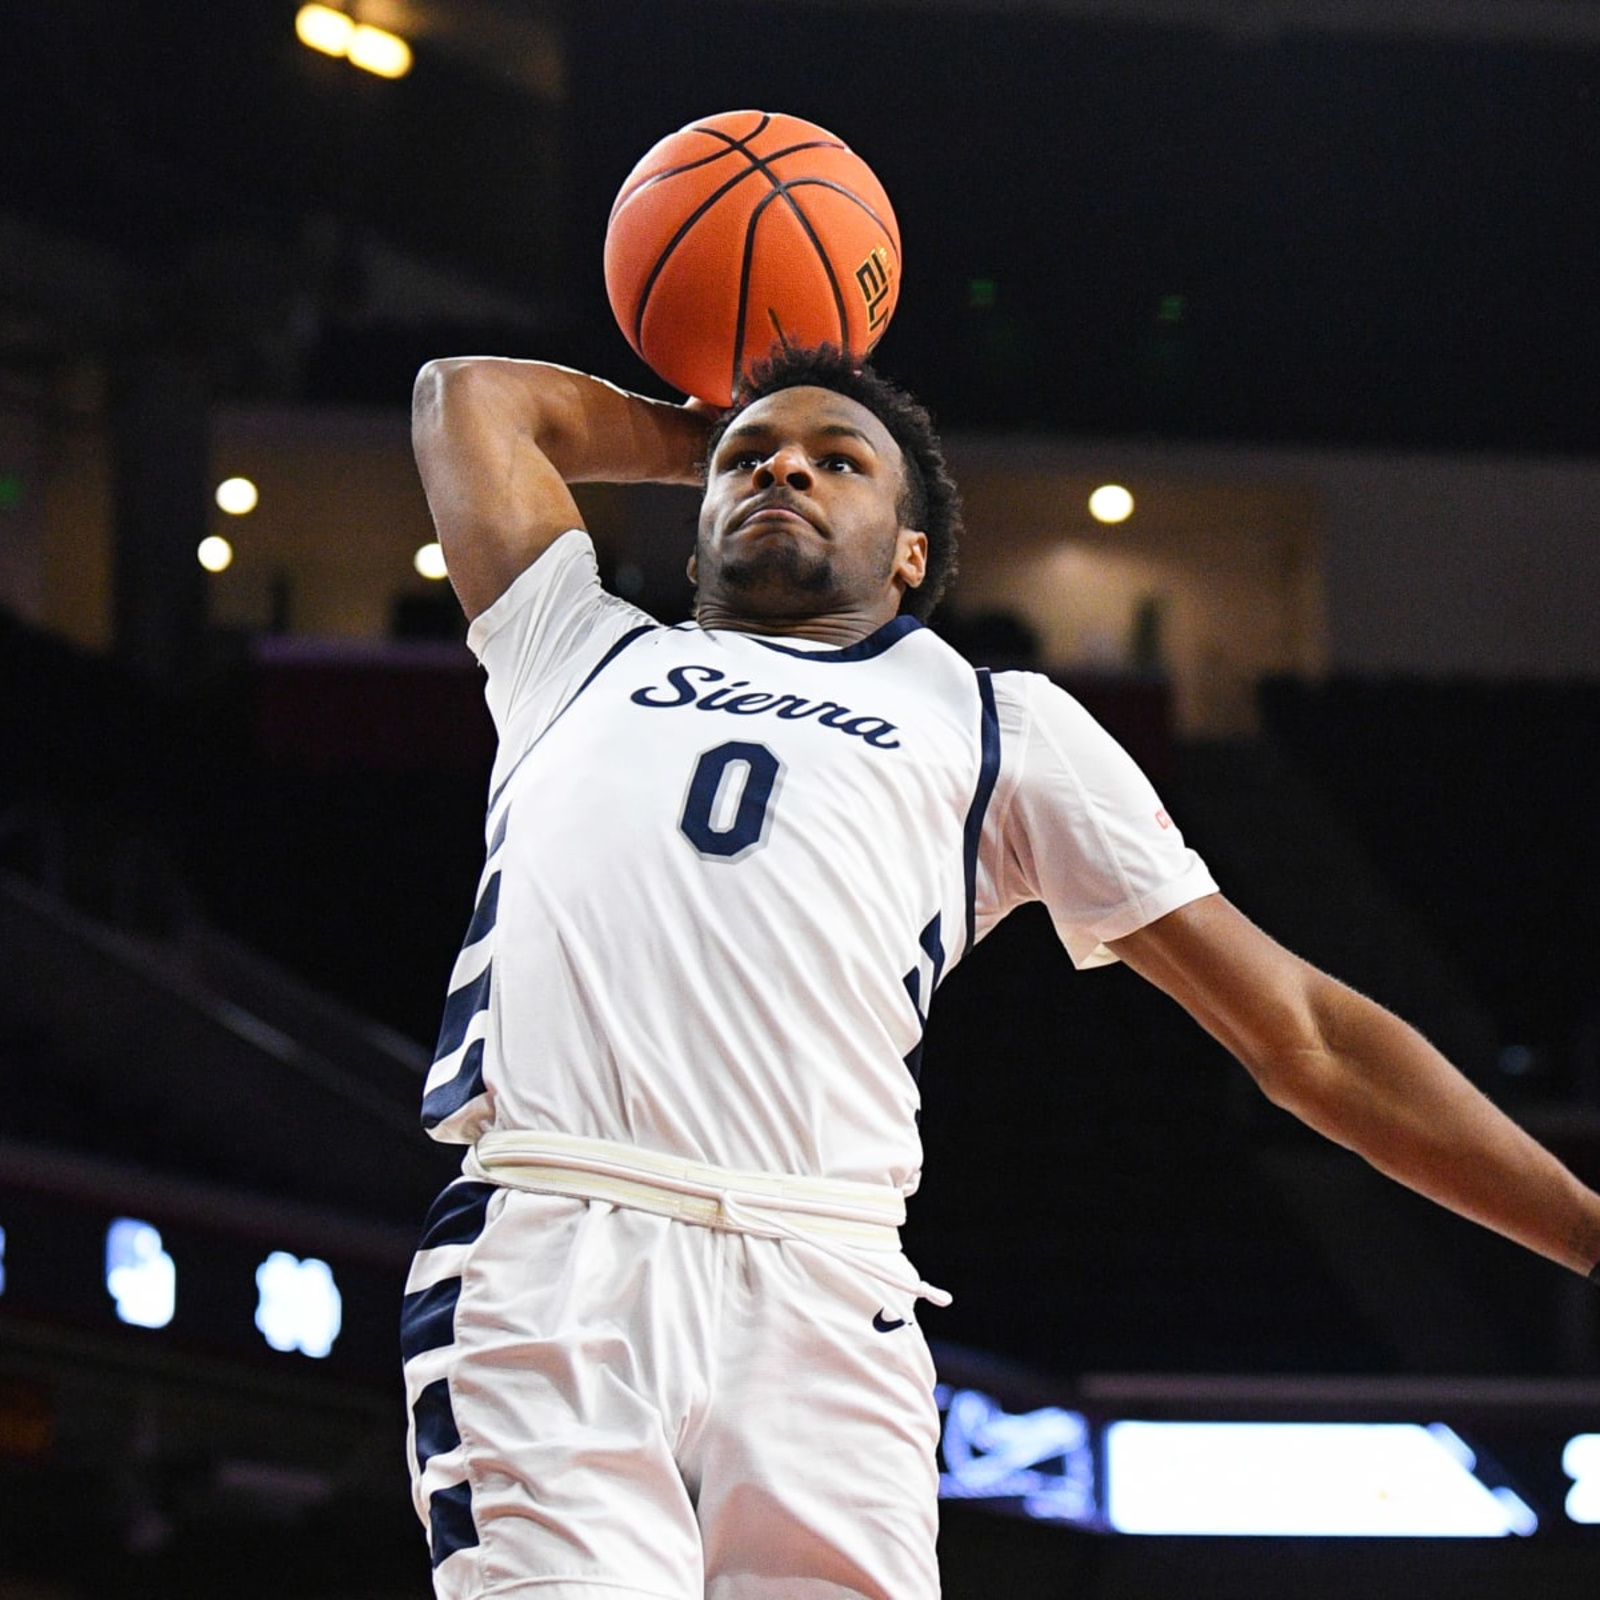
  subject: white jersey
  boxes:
[421,529,1216,1192]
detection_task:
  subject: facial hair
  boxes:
[694,524,900,618]
[715,532,836,599]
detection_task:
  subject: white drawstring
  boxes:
[466,1130,951,1308]
[712,1185,952,1308]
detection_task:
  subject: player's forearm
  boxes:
[414,357,706,488]
[1276,989,1600,1278]
[1111,899,1600,1280]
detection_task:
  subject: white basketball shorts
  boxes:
[401,1178,943,1599]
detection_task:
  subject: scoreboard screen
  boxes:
[931,1356,1600,1541]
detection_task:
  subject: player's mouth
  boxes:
[734,494,826,537]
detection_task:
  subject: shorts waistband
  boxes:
[464,1129,907,1251]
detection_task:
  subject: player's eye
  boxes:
[820,454,860,473]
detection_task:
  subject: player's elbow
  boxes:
[412,357,469,447]
[1240,1015,1376,1156]
[413,356,496,425]
[1231,968,1369,1123]
[1248,1040,1341,1122]
[1226,995,1348,1127]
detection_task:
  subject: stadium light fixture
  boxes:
[197,536,234,573]
[348,23,412,78]
[414,542,449,581]
[1089,484,1134,524]
[295,4,354,58]
[215,476,258,515]
[294,5,412,79]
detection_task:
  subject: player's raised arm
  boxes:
[411,357,711,620]
[1110,893,1600,1281]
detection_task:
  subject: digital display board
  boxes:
[932,1365,1600,1541]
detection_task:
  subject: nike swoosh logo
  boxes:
[872,1310,908,1333]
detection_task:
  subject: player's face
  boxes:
[692,386,928,626]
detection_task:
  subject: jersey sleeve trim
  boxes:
[1074,877,1220,966]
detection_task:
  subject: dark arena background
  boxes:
[5,2,1600,1595]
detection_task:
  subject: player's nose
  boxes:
[753,445,812,490]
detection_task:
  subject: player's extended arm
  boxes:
[1109,893,1600,1280]
[412,357,711,620]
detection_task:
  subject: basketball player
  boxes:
[401,344,1600,1600]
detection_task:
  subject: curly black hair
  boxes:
[706,345,962,621]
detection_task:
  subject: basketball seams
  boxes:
[608,146,743,228]
[612,137,851,221]
[731,204,765,397]
[627,156,795,349]
[766,178,901,268]
[607,115,773,226]
[609,105,841,219]
[732,183,852,397]
[628,163,759,351]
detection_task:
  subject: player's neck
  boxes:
[692,595,903,646]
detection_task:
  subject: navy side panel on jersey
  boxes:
[421,624,657,1136]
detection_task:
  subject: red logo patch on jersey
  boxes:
[1155,809,1172,830]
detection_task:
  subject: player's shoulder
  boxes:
[980,668,1130,771]
[470,527,663,735]
[979,666,1072,717]
[472,529,653,653]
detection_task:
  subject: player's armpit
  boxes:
[1110,895,1600,1280]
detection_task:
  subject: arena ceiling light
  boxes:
[197,536,234,573]
[215,475,258,515]
[295,4,413,79]
[1088,484,1135,524]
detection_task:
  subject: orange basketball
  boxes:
[604,110,902,406]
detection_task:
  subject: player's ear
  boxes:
[686,550,698,585]
[895,528,928,592]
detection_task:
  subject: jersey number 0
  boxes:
[680,741,783,860]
